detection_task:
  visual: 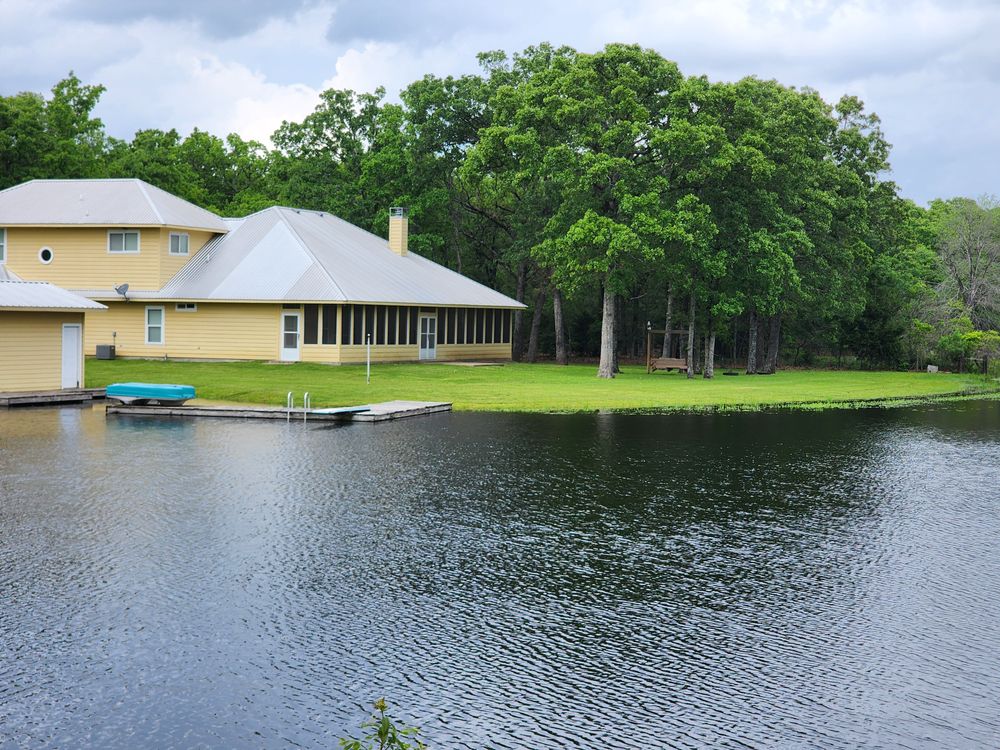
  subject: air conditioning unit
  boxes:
[95,344,116,360]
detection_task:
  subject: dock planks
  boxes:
[0,388,106,407]
[105,399,451,423]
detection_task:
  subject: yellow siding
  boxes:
[75,300,513,365]
[0,312,84,392]
[335,343,511,363]
[338,345,420,364]
[5,227,164,290]
[388,215,407,255]
[300,345,340,363]
[3,226,223,292]
[84,302,282,360]
[435,344,512,361]
[159,229,217,286]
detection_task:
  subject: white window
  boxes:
[169,232,190,255]
[145,306,164,344]
[0,228,5,263]
[109,230,140,254]
[38,246,53,264]
[175,303,197,312]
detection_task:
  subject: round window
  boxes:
[39,247,53,264]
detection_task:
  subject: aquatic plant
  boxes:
[339,699,426,750]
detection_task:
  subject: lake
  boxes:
[1,401,999,749]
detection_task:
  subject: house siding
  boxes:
[0,311,85,391]
[84,302,282,360]
[158,229,218,287]
[3,227,219,291]
[79,302,514,363]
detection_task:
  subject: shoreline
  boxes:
[171,385,1000,417]
[84,360,999,416]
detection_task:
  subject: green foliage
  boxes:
[339,699,426,750]
[6,57,996,370]
[0,73,107,187]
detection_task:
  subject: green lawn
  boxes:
[84,358,998,413]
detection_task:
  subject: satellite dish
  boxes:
[114,283,130,301]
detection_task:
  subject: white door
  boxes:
[280,312,301,362]
[61,324,82,389]
[419,314,437,360]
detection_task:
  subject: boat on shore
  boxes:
[105,382,196,405]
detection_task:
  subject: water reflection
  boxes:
[1,401,999,749]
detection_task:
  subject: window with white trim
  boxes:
[175,303,197,312]
[0,228,6,263]
[145,306,164,344]
[169,232,190,255]
[109,230,140,254]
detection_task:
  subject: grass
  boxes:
[84,358,1000,414]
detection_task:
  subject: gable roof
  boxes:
[0,179,229,233]
[153,207,524,308]
[0,278,107,311]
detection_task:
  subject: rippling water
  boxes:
[1,401,999,749]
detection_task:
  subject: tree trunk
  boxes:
[613,294,623,373]
[756,314,770,371]
[553,287,568,365]
[686,289,696,379]
[512,261,528,361]
[597,280,617,379]
[761,313,782,374]
[704,329,716,379]
[746,309,758,374]
[525,287,546,363]
[662,286,674,358]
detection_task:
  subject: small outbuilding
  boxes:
[0,271,107,392]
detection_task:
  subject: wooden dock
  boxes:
[0,388,106,407]
[105,399,451,423]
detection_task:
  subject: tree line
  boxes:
[2,44,998,376]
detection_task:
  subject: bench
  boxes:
[649,357,688,373]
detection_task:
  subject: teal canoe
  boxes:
[106,382,196,405]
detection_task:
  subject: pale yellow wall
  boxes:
[0,311,84,392]
[158,228,217,286]
[84,302,282,360]
[388,215,407,255]
[73,301,515,364]
[435,343,512,361]
[338,344,421,364]
[2,226,221,292]
[300,345,340,363]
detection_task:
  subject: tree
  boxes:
[106,128,204,203]
[930,196,1000,329]
[517,44,704,377]
[0,73,108,188]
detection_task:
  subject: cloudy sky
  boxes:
[1,0,997,204]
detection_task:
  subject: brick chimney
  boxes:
[388,206,408,256]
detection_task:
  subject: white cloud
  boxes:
[1,0,999,202]
[88,10,343,142]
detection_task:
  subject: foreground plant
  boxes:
[339,698,427,750]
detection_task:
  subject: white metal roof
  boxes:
[0,179,229,232]
[0,280,107,311]
[150,207,525,307]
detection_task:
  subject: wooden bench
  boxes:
[649,357,688,373]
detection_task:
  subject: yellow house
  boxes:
[0,179,524,364]
[0,269,107,392]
